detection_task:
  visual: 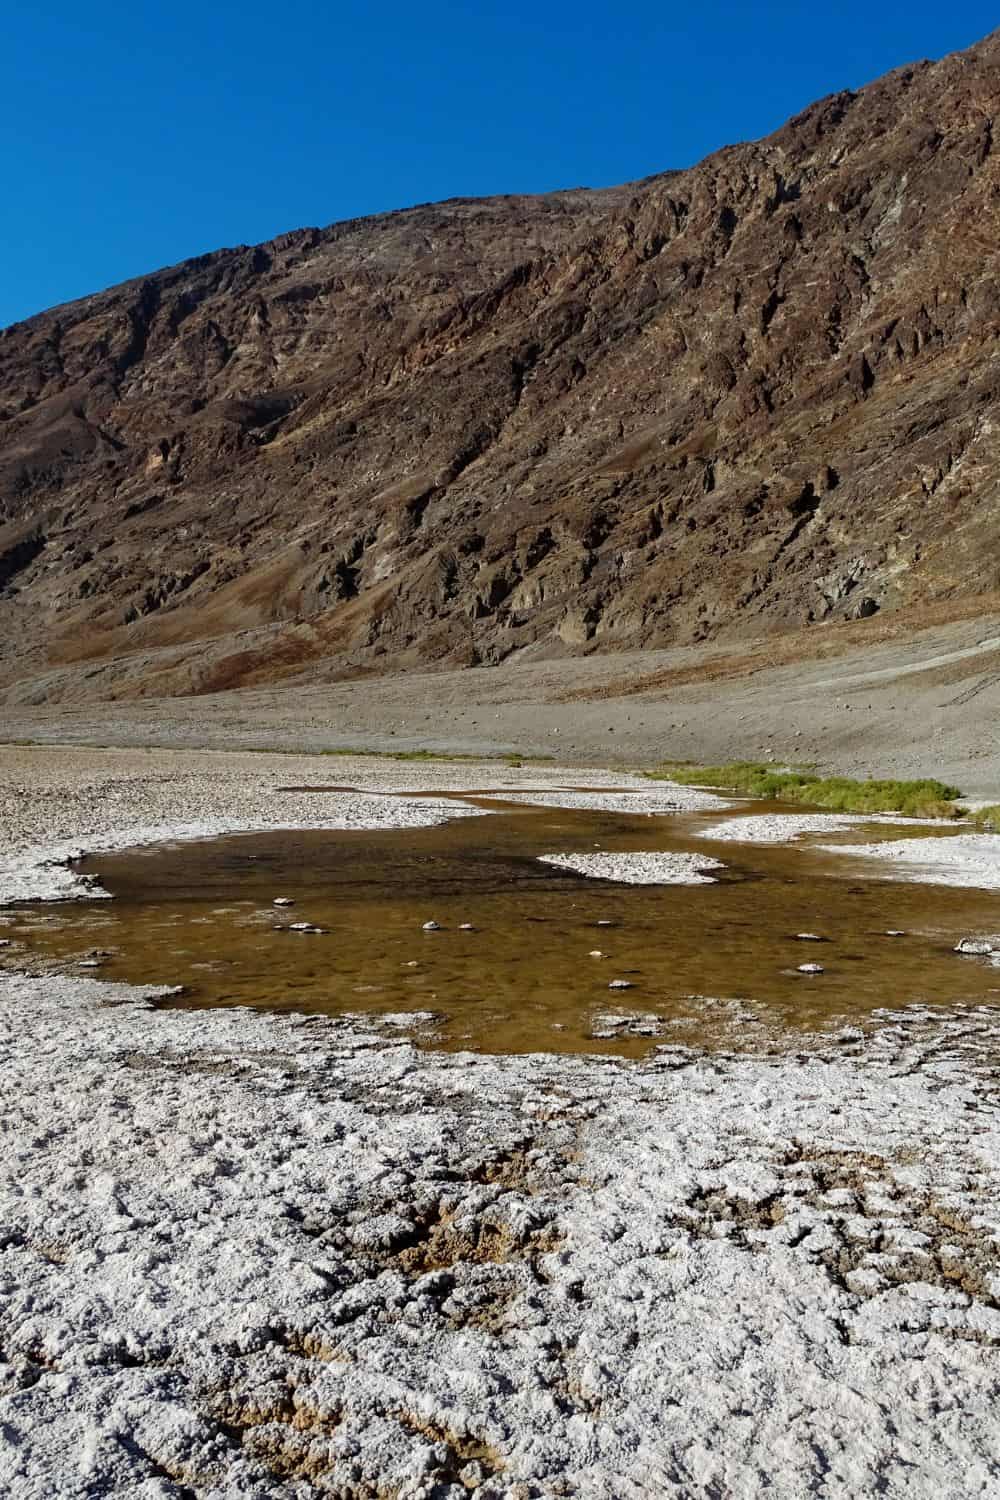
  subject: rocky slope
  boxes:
[3,32,1000,702]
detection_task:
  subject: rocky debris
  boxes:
[422,920,442,931]
[797,963,826,974]
[955,936,1000,956]
[795,932,827,942]
[6,34,1000,703]
[608,978,635,990]
[955,936,1000,968]
[590,1010,665,1039]
[273,897,295,907]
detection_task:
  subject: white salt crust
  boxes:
[4,976,1000,1497]
[818,832,1000,889]
[4,751,1000,1495]
[697,812,870,842]
[698,812,962,845]
[483,786,729,814]
[537,851,725,885]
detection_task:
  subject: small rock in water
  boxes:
[273,897,295,907]
[458,923,475,931]
[589,950,605,958]
[0,939,9,948]
[794,933,826,942]
[886,930,906,937]
[77,959,103,969]
[596,919,615,928]
[797,963,825,975]
[955,937,999,956]
[422,921,442,932]
[608,979,634,990]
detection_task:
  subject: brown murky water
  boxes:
[3,791,1000,1056]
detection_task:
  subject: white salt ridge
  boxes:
[3,973,1000,1496]
[818,832,1000,890]
[488,784,729,814]
[698,811,872,843]
[590,1010,664,1038]
[538,851,725,884]
[701,810,967,845]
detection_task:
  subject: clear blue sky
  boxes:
[2,1,996,329]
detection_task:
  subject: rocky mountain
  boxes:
[3,32,1000,703]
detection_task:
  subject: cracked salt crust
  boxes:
[5,748,1000,1495]
[818,832,1000,889]
[538,851,725,884]
[4,975,1000,1497]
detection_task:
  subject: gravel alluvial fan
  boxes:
[3,33,1000,702]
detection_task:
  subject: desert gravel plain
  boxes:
[4,608,1000,793]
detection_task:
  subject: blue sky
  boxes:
[2,2,996,328]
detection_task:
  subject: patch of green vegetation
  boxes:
[647,761,965,819]
[969,805,1000,831]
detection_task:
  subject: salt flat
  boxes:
[818,832,1000,891]
[3,747,1000,1497]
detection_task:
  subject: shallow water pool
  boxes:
[3,791,999,1056]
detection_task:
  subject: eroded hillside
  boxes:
[2,33,1000,702]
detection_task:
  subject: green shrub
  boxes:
[646,761,965,819]
[969,804,1000,831]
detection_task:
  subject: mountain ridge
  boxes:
[2,30,1000,704]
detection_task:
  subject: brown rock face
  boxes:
[3,33,1000,703]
